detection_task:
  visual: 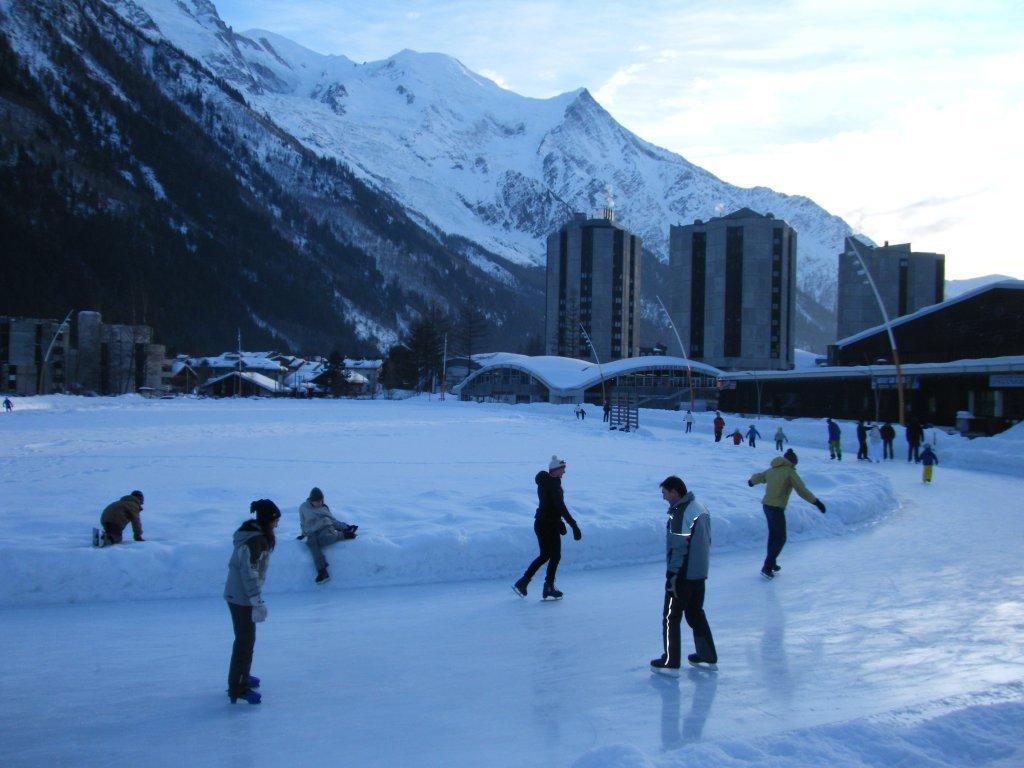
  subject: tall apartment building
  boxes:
[0,311,168,395]
[545,210,641,361]
[668,208,797,371]
[836,236,945,340]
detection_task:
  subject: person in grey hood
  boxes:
[224,499,280,705]
[298,487,358,584]
[651,476,717,674]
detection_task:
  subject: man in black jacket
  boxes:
[906,419,924,462]
[513,455,582,600]
[856,420,868,460]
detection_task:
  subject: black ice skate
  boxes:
[650,658,680,677]
[512,577,529,598]
[542,582,563,600]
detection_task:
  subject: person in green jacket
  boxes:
[747,449,825,579]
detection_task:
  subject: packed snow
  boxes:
[1,395,1022,768]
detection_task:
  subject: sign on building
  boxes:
[871,375,920,390]
[990,374,1024,388]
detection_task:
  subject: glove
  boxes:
[251,599,268,623]
[571,524,582,541]
[296,533,306,540]
[559,520,567,536]
[814,499,826,514]
[342,524,358,540]
[747,480,754,487]
[666,571,679,596]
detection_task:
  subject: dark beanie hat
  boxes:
[784,449,798,465]
[250,499,281,524]
[131,490,144,503]
[309,487,324,502]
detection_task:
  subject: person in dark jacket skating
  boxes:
[513,456,582,600]
[748,449,825,579]
[651,475,716,674]
[603,400,611,423]
[224,499,280,705]
[880,422,896,460]
[746,425,761,448]
[906,419,924,462]
[856,420,868,460]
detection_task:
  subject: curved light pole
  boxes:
[850,244,905,425]
[655,294,696,412]
[38,310,73,394]
[578,323,606,405]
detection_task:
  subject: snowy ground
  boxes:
[1,397,1022,767]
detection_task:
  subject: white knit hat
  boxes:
[549,455,567,471]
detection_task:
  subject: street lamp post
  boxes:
[578,323,606,410]
[850,247,905,425]
[38,310,73,395]
[655,294,696,412]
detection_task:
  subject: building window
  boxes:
[690,231,706,358]
[899,258,909,316]
[724,226,744,358]
[770,227,782,359]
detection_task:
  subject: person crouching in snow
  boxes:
[747,449,826,580]
[512,455,582,600]
[651,475,716,674]
[920,444,939,482]
[224,499,280,705]
[729,429,744,445]
[298,487,358,584]
[99,490,145,544]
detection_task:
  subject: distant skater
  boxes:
[827,418,842,460]
[650,475,716,675]
[920,444,939,482]
[224,499,280,705]
[906,419,923,463]
[880,422,896,460]
[713,412,725,443]
[867,424,882,463]
[298,487,358,584]
[748,449,826,579]
[684,409,694,434]
[575,404,586,420]
[3,397,12,412]
[513,456,582,600]
[746,424,761,448]
[856,420,868,460]
[603,400,611,423]
[99,490,145,544]
[729,429,743,446]
[774,427,788,452]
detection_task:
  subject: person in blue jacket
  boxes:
[920,444,939,482]
[826,418,842,460]
[745,424,762,448]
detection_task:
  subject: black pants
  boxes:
[883,439,894,459]
[775,439,784,451]
[603,411,610,422]
[523,520,561,584]
[102,521,124,544]
[748,437,756,448]
[662,575,716,665]
[714,430,722,442]
[857,440,868,460]
[762,504,787,572]
[227,602,256,696]
[908,442,920,462]
[685,423,692,433]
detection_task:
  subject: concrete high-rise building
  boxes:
[545,210,641,361]
[836,237,944,341]
[668,208,797,371]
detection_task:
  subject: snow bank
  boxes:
[0,396,897,607]
[571,685,1024,768]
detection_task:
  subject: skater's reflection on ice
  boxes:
[651,667,718,750]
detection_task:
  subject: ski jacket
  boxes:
[906,423,923,445]
[748,457,819,510]
[534,471,578,531]
[880,424,896,441]
[665,493,711,580]
[224,521,270,607]
[730,431,743,445]
[827,421,841,441]
[746,427,761,440]
[100,495,143,539]
[713,416,725,431]
[299,499,342,535]
[868,426,882,443]
[856,423,867,441]
[920,446,939,466]
[685,413,694,424]
[774,428,787,443]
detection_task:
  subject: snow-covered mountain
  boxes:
[946,274,1017,299]
[108,0,853,312]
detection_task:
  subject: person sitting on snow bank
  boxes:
[298,487,358,585]
[99,491,145,544]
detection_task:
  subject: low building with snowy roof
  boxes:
[342,358,382,391]
[200,370,283,398]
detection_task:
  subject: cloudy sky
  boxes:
[216,0,1024,280]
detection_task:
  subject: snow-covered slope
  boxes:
[946,274,1017,299]
[108,0,853,309]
